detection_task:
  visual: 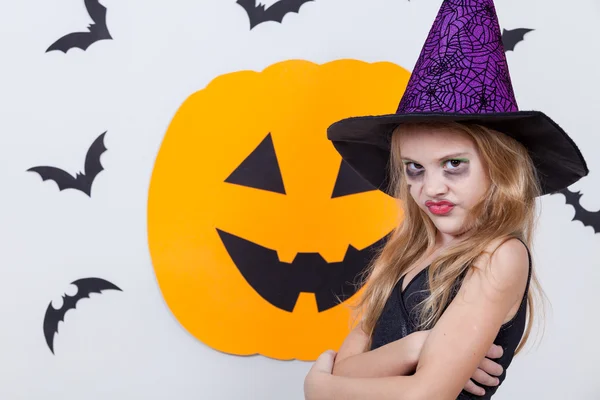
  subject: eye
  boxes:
[443,159,467,169]
[331,160,376,198]
[405,162,424,171]
[224,133,286,194]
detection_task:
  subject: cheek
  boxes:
[453,171,488,205]
[407,183,429,213]
[406,181,421,200]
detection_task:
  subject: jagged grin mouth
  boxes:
[216,229,387,312]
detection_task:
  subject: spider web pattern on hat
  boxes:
[397,0,518,114]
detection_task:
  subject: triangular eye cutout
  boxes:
[225,133,286,194]
[331,160,376,198]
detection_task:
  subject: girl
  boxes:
[304,0,588,399]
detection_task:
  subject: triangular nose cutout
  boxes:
[225,133,286,194]
[331,160,375,198]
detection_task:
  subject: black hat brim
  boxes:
[327,111,588,196]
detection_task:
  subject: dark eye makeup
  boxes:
[402,158,470,178]
[403,162,424,178]
[443,158,469,174]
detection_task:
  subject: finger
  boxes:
[472,368,501,387]
[463,379,486,397]
[485,344,504,359]
[479,357,504,377]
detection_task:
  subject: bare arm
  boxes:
[330,261,422,379]
[332,324,421,378]
[307,238,529,400]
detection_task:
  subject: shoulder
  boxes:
[470,237,530,298]
[411,238,531,398]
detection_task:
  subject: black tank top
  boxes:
[369,240,532,399]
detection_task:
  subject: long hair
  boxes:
[348,121,547,355]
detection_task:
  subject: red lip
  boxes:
[425,200,455,215]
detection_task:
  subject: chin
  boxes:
[430,217,466,237]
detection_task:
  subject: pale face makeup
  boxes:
[398,127,491,243]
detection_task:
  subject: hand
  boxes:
[304,350,337,400]
[407,330,504,396]
[463,343,504,396]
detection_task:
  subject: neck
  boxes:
[435,230,456,247]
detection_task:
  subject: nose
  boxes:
[423,172,449,198]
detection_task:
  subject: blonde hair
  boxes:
[349,121,547,355]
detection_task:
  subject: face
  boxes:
[397,126,491,239]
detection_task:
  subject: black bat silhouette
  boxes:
[236,0,314,29]
[27,131,107,197]
[46,0,112,53]
[557,188,600,234]
[502,28,534,52]
[43,277,122,354]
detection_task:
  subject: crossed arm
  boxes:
[304,238,529,400]
[331,323,504,393]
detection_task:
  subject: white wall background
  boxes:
[1,0,599,398]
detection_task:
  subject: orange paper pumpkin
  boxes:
[147,59,410,360]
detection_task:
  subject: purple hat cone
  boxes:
[397,0,517,115]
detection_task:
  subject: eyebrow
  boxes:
[401,152,471,163]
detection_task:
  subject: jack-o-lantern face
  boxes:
[147,59,411,360]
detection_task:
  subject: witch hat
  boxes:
[327,0,588,196]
